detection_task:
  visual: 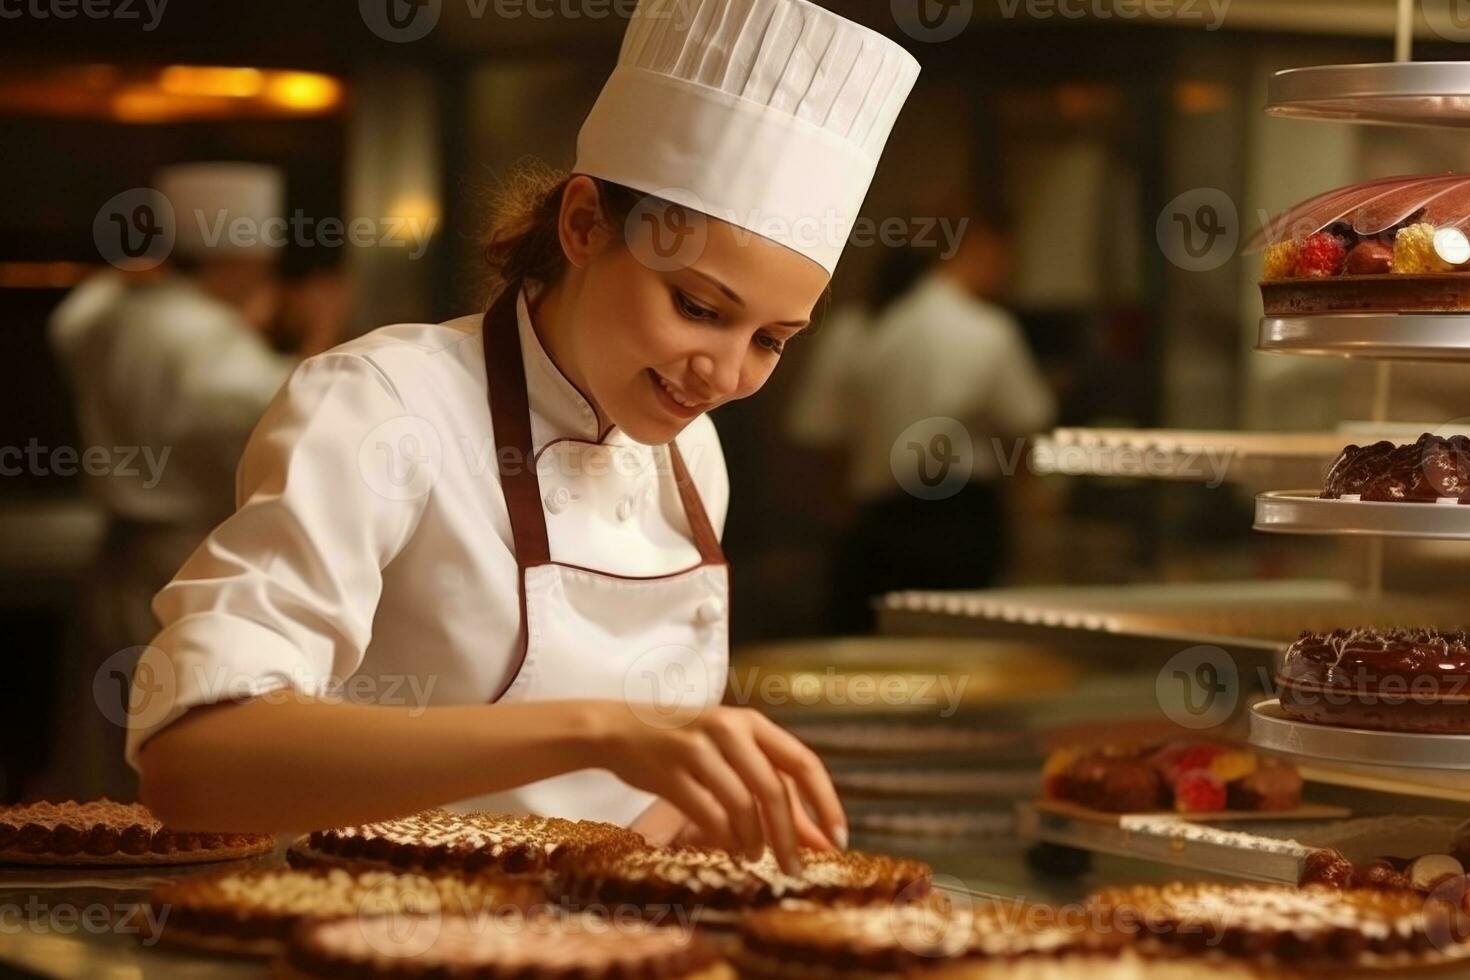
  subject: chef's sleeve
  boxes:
[124,351,429,770]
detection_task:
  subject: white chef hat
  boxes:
[153,162,286,261]
[575,0,920,275]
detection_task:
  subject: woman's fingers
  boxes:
[783,774,836,850]
[659,771,738,855]
[683,742,764,860]
[753,719,848,850]
[705,718,803,874]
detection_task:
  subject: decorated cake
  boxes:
[734,901,1112,979]
[282,910,730,980]
[288,808,644,875]
[1088,881,1470,968]
[1042,741,1301,814]
[1299,848,1466,895]
[1321,434,1470,503]
[1252,174,1470,314]
[149,867,542,957]
[1276,628,1470,733]
[556,846,933,923]
[0,799,273,866]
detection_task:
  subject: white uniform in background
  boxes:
[43,165,293,800]
[125,0,918,823]
[846,273,1056,500]
[784,302,871,451]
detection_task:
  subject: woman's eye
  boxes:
[757,334,785,355]
[673,290,717,321]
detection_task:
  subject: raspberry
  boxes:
[1293,232,1347,278]
[1150,741,1223,782]
[1173,770,1227,813]
[1209,749,1258,784]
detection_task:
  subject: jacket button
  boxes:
[544,487,572,514]
[616,498,634,522]
[695,597,726,625]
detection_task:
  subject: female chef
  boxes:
[127,0,919,875]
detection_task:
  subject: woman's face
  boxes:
[550,177,830,445]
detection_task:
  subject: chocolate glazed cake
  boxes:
[1321,434,1470,503]
[148,867,544,957]
[557,846,933,925]
[1276,629,1470,733]
[1088,882,1470,970]
[282,910,732,980]
[287,809,645,875]
[0,800,273,867]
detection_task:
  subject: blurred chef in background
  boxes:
[44,162,346,798]
[789,207,1056,633]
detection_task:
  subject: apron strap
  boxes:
[483,285,551,567]
[481,281,726,570]
[668,441,724,566]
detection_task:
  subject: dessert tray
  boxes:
[1028,428,1345,487]
[1267,62,1470,128]
[1254,490,1470,538]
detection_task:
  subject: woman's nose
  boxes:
[689,348,743,399]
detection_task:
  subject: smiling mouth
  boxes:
[648,369,711,417]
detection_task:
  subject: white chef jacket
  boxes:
[834,273,1055,501]
[123,289,729,770]
[50,275,297,528]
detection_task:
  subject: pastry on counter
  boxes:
[1041,741,1301,814]
[0,799,273,866]
[1252,174,1470,315]
[555,845,932,925]
[147,867,541,957]
[1088,881,1470,969]
[1299,847,1465,895]
[283,910,730,979]
[1276,628,1470,733]
[917,952,1283,979]
[733,900,1112,979]
[286,808,644,875]
[1320,434,1470,503]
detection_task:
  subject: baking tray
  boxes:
[1267,62,1470,128]
[1028,428,1342,487]
[877,581,1467,658]
[1255,490,1470,539]
[1259,313,1470,361]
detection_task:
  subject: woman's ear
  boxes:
[558,175,616,270]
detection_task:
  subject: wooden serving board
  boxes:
[1032,797,1351,825]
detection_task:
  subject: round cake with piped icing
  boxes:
[287,808,645,875]
[0,799,273,866]
[282,909,731,980]
[1276,628,1470,733]
[149,867,544,957]
[556,846,932,924]
[1088,882,1470,968]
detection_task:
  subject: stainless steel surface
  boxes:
[1251,699,1470,772]
[1015,802,1308,884]
[1029,428,1340,487]
[1255,490,1470,539]
[1267,62,1470,127]
[1259,313,1470,361]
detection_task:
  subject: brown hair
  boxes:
[479,160,832,321]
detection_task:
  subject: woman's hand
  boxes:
[573,702,846,874]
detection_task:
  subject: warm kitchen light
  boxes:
[0,65,344,122]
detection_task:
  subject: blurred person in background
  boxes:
[791,207,1056,633]
[42,162,347,799]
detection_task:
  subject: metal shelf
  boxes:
[1255,490,1470,540]
[1267,62,1470,128]
[1259,314,1470,361]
